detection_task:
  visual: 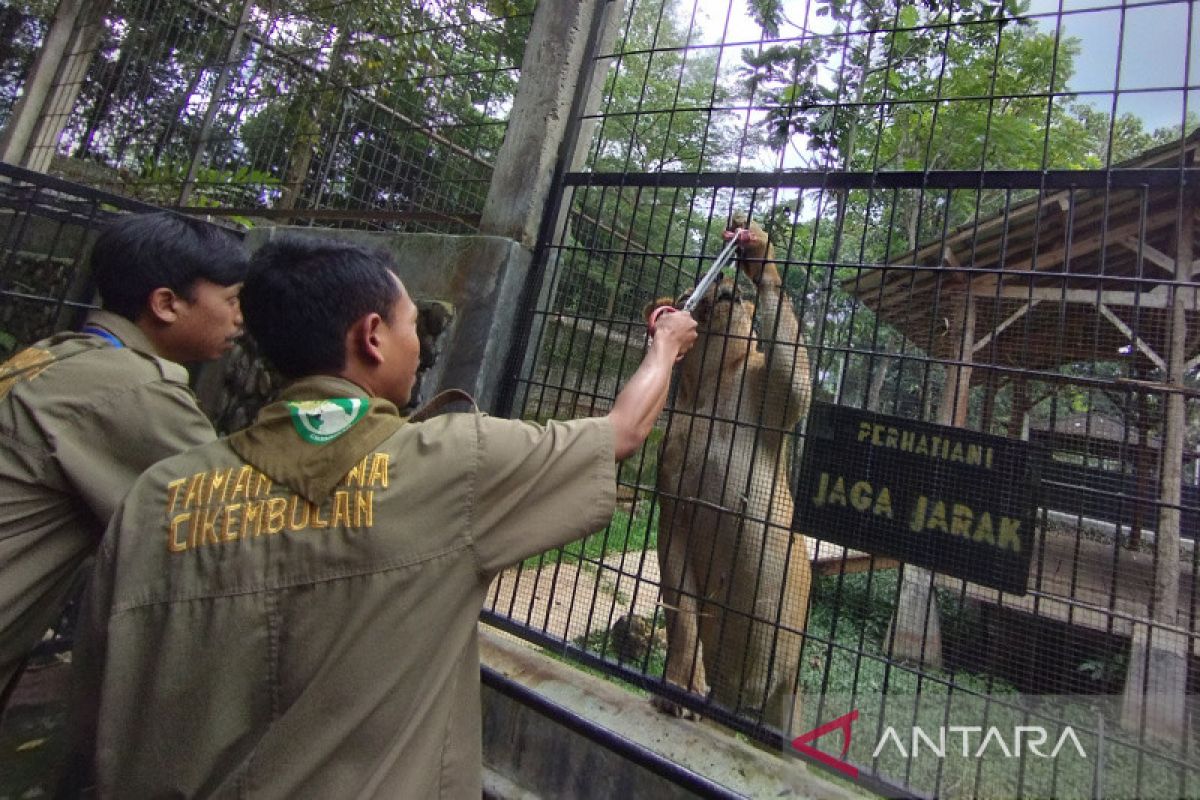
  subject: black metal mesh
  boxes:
[0,162,168,358]
[488,1,1200,798]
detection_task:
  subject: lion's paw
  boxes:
[651,694,702,721]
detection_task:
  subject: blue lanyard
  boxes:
[82,325,124,349]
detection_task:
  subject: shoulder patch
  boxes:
[0,347,55,399]
[288,398,369,444]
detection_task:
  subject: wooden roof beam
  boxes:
[1118,236,1177,276]
[892,175,1185,277]
[1097,303,1167,371]
[862,208,1182,316]
[964,208,1182,298]
[903,191,1065,266]
[1000,209,1179,274]
[983,284,1197,310]
[972,299,1042,355]
[925,189,1153,271]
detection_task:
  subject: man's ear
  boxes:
[145,287,183,324]
[348,312,387,366]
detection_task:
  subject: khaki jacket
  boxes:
[80,375,615,799]
[0,310,214,692]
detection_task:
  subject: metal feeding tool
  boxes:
[647,227,745,343]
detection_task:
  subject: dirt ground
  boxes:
[488,550,665,645]
[1,658,72,800]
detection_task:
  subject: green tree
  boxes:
[0,0,534,214]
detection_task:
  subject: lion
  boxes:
[650,214,813,733]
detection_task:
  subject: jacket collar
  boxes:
[83,309,159,357]
[275,374,378,406]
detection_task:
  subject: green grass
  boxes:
[619,427,663,486]
[794,687,1200,799]
[573,622,668,686]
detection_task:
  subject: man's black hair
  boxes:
[91,212,248,321]
[241,237,402,380]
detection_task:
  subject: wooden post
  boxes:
[1121,206,1190,742]
[888,287,976,667]
[479,0,622,248]
[483,0,625,417]
[1008,376,1030,439]
[980,373,1000,434]
[1130,392,1150,547]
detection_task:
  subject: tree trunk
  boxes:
[866,349,890,412]
[887,292,975,669]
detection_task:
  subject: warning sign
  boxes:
[793,402,1038,594]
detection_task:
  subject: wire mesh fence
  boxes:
[0,161,170,358]
[0,0,533,231]
[487,0,1200,797]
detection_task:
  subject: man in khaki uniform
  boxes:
[75,236,697,798]
[0,212,247,710]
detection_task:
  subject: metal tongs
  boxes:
[647,227,744,342]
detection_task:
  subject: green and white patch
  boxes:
[287,398,369,444]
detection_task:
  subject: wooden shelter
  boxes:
[844,132,1200,738]
[844,131,1200,419]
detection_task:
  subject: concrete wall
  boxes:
[228,227,531,416]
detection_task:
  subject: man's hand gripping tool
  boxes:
[647,227,744,345]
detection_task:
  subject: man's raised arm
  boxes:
[607,310,697,460]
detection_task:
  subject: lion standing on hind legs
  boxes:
[650,213,813,735]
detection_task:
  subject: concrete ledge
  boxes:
[479,626,869,799]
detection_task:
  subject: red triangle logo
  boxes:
[790,709,860,780]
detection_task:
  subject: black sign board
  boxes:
[793,402,1038,594]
